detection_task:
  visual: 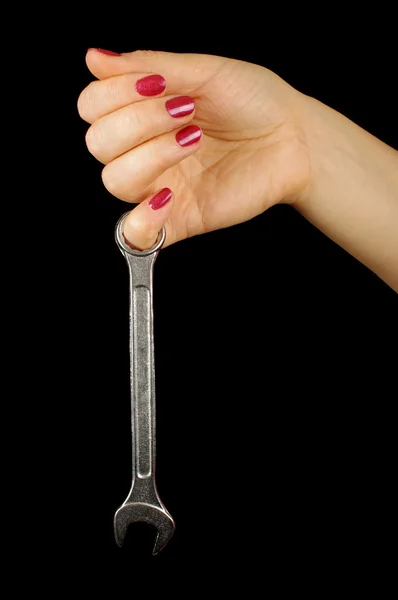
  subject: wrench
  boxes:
[114,213,175,555]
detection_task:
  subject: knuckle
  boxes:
[120,105,144,135]
[101,165,117,195]
[120,108,137,131]
[85,124,103,158]
[77,82,96,122]
[104,77,120,103]
[101,165,126,199]
[77,91,88,121]
[132,49,159,59]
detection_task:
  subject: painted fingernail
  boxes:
[166,96,195,118]
[136,74,166,97]
[94,48,121,56]
[149,188,173,211]
[176,125,202,147]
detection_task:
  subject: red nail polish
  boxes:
[149,188,172,210]
[166,96,195,118]
[136,74,166,97]
[94,48,121,56]
[176,125,202,147]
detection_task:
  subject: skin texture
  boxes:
[78,49,398,291]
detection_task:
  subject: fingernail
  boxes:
[93,48,121,56]
[149,188,173,211]
[136,74,166,97]
[166,96,195,118]
[176,125,202,147]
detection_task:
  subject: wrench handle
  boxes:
[127,253,157,480]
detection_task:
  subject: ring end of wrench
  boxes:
[115,212,166,257]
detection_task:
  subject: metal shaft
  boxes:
[125,250,159,503]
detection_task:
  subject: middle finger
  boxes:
[85,94,196,164]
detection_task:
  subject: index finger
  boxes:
[85,48,226,90]
[77,72,167,124]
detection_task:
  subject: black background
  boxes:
[22,5,397,586]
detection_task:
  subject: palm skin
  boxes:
[153,57,310,243]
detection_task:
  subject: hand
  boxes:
[78,49,311,249]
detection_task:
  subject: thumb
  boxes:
[122,188,174,251]
[86,48,225,92]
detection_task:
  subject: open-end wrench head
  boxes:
[114,502,175,555]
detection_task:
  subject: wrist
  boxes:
[290,92,398,291]
[292,93,340,211]
[271,91,332,209]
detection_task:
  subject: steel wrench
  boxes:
[114,213,175,555]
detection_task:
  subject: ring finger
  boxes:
[86,94,196,164]
[102,124,203,202]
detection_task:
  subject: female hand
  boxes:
[78,49,311,249]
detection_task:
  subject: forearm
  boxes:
[295,95,398,292]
